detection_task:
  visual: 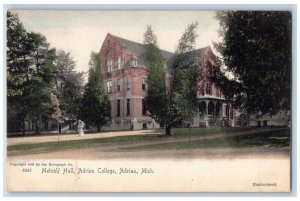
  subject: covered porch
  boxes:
[197,99,233,127]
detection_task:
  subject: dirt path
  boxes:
[7,129,157,146]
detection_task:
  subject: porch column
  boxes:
[213,101,216,118]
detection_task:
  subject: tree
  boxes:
[164,22,199,135]
[26,33,57,134]
[7,11,33,134]
[55,50,84,127]
[214,11,291,115]
[7,11,56,135]
[51,92,63,133]
[79,52,111,132]
[144,23,199,136]
[55,50,85,95]
[60,80,81,119]
[143,25,167,127]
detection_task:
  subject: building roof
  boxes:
[166,47,209,72]
[112,34,174,67]
[111,34,210,70]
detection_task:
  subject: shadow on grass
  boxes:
[122,129,290,150]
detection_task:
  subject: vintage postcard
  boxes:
[6,9,292,192]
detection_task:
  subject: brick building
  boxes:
[99,33,234,130]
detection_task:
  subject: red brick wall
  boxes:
[99,34,225,124]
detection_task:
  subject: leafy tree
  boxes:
[7,11,33,134]
[60,80,81,119]
[55,50,85,95]
[144,23,199,136]
[143,26,167,127]
[164,22,199,135]
[51,92,63,133]
[214,11,291,115]
[26,33,57,134]
[7,12,56,134]
[79,52,111,132]
[55,50,84,128]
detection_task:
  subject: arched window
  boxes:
[225,104,229,117]
[216,102,222,117]
[208,101,214,116]
[199,101,206,115]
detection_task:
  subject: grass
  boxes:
[7,134,161,152]
[122,129,290,150]
[157,127,257,137]
[7,127,289,153]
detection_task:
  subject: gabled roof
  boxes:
[110,34,211,71]
[112,34,174,66]
[166,47,209,72]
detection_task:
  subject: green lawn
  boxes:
[7,134,161,152]
[157,127,256,137]
[122,129,290,150]
[7,127,289,153]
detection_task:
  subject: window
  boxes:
[117,100,120,117]
[116,79,120,92]
[142,99,146,116]
[208,65,213,75]
[216,88,220,97]
[126,77,131,91]
[142,77,146,90]
[107,59,113,73]
[201,87,205,96]
[106,81,112,93]
[206,82,212,95]
[225,104,229,117]
[126,99,130,116]
[117,57,121,69]
[132,59,137,67]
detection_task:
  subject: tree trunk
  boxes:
[35,115,41,135]
[59,123,62,134]
[97,125,101,132]
[22,118,25,135]
[165,124,172,136]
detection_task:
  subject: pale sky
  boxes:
[13,10,222,74]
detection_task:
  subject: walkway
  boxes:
[7,130,156,146]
